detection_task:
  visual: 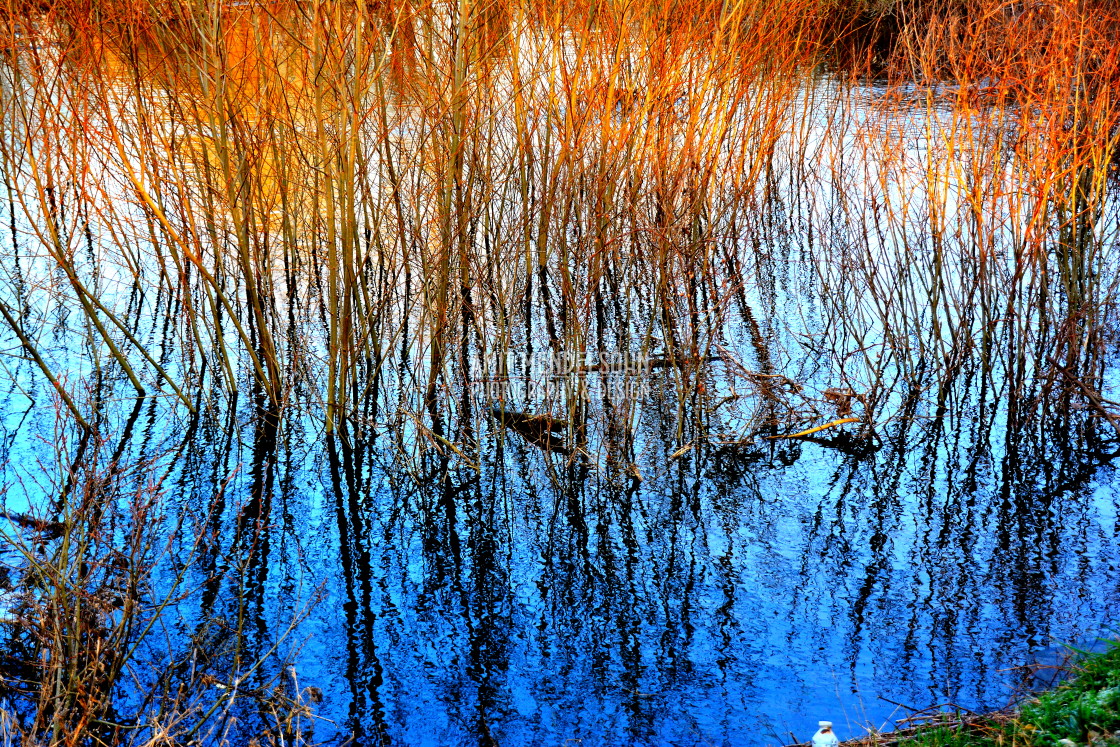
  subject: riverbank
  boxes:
[805,640,1120,747]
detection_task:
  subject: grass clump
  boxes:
[1020,643,1120,747]
[901,724,1010,747]
[888,640,1120,747]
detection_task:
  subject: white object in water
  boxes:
[813,721,840,747]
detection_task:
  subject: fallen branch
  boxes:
[1048,356,1120,438]
[767,417,860,440]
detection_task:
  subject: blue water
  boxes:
[50,383,1107,746]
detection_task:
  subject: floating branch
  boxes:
[767,417,860,440]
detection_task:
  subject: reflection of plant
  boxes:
[0,0,1117,742]
[0,437,173,744]
[0,428,324,746]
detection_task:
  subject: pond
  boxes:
[1,4,1119,745]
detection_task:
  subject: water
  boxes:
[6,352,1116,745]
[190,404,1118,746]
[1,27,1119,745]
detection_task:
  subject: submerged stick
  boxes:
[767,417,859,440]
[1048,356,1120,438]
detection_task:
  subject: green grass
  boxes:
[891,640,1120,747]
[1020,642,1120,747]
[902,725,1005,747]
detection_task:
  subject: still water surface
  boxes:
[1,61,1118,744]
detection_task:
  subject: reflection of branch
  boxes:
[2,511,64,539]
[405,410,481,469]
[717,343,803,393]
[0,299,91,432]
[1048,356,1120,438]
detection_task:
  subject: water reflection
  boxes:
[2,345,1117,745]
[183,399,1110,746]
[1,8,1119,744]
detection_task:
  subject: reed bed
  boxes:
[0,0,1118,742]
